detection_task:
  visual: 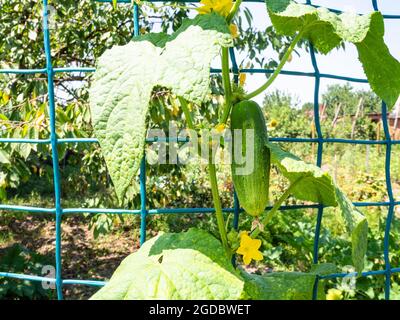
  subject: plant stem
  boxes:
[178,97,195,131]
[227,0,243,23]
[178,96,201,155]
[244,32,303,100]
[179,97,230,256]
[220,47,233,125]
[251,177,304,238]
[209,162,230,256]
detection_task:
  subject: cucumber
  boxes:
[231,100,270,216]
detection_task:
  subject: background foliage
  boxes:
[1,0,399,300]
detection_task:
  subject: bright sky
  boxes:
[105,0,399,107]
[233,0,400,106]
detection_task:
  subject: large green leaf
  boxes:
[266,0,400,108]
[89,41,159,200]
[266,0,341,54]
[266,142,368,273]
[89,14,232,200]
[242,263,336,300]
[90,229,245,300]
[351,13,400,109]
[266,142,336,206]
[335,186,368,274]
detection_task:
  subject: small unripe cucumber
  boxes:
[231,100,270,216]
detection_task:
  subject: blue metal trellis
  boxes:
[0,0,399,300]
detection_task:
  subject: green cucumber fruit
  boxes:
[231,100,270,216]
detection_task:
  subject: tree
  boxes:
[263,90,311,138]
[0,0,288,235]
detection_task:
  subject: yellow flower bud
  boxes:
[230,24,238,38]
[215,123,226,133]
[239,73,246,87]
[326,288,343,300]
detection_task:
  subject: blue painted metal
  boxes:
[307,26,325,298]
[42,0,64,300]
[133,3,140,37]
[0,0,399,300]
[139,157,148,245]
[382,102,395,300]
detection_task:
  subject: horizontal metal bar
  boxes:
[0,137,190,144]
[0,272,106,287]
[319,267,400,280]
[62,279,106,286]
[0,204,56,213]
[53,67,96,73]
[0,272,56,283]
[63,207,235,215]
[237,68,369,84]
[96,0,400,19]
[150,207,235,214]
[0,66,374,85]
[63,208,141,215]
[58,138,98,143]
[2,266,400,289]
[0,67,96,75]
[2,136,399,146]
[2,201,399,216]
[0,138,51,144]
[0,66,372,86]
[0,68,47,75]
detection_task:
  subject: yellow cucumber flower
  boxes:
[215,123,226,133]
[236,232,263,265]
[268,118,278,131]
[230,23,239,38]
[326,288,343,300]
[197,0,234,18]
[239,72,246,87]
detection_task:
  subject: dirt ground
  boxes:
[1,215,143,299]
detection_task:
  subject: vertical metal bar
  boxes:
[231,190,240,266]
[308,33,324,298]
[233,191,240,230]
[133,3,140,37]
[230,46,240,232]
[371,0,393,301]
[42,0,63,300]
[229,47,239,85]
[139,156,147,245]
[229,42,240,267]
[372,0,379,11]
[132,1,144,246]
[381,102,395,300]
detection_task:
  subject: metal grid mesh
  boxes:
[0,0,399,300]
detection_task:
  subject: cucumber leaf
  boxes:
[90,229,245,300]
[266,142,337,206]
[242,263,336,300]
[350,13,400,109]
[89,13,232,200]
[335,186,368,274]
[266,0,400,108]
[266,142,368,273]
[266,0,341,54]
[89,41,159,200]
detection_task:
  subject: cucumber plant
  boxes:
[88,0,400,299]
